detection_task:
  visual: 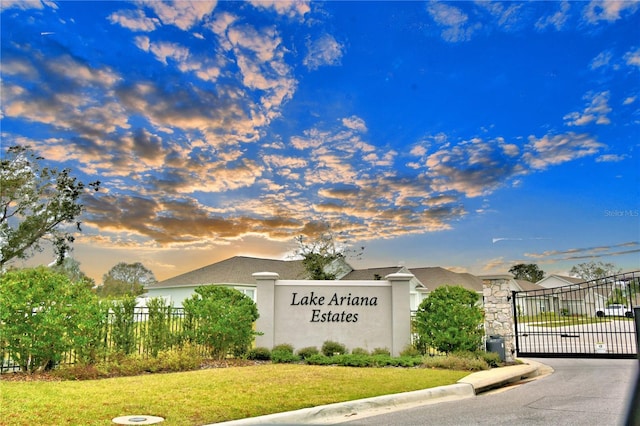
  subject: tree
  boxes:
[414,286,484,354]
[293,231,364,280]
[570,261,621,282]
[50,257,95,289]
[97,262,157,297]
[509,264,545,282]
[0,145,100,269]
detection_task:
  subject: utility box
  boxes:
[486,335,505,362]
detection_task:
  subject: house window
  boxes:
[236,288,256,302]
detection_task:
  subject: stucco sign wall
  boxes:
[253,272,413,356]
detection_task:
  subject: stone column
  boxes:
[253,272,279,349]
[386,272,414,357]
[482,276,515,363]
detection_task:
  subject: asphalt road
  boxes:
[337,358,640,426]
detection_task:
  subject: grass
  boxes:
[0,364,468,425]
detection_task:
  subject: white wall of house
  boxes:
[145,284,257,307]
[537,275,577,289]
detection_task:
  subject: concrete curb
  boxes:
[458,359,543,393]
[211,384,475,425]
[208,359,547,425]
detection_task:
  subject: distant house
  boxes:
[144,256,491,310]
[144,256,307,307]
[528,274,610,316]
[536,274,584,289]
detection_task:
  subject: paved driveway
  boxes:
[339,358,639,426]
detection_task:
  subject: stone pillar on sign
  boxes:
[482,275,515,363]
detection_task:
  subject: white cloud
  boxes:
[425,138,524,197]
[304,34,344,70]
[426,2,480,42]
[623,96,636,105]
[144,0,217,31]
[590,50,614,70]
[596,153,629,162]
[341,116,367,133]
[624,47,640,68]
[564,91,612,126]
[0,0,45,11]
[248,0,310,19]
[524,132,606,170]
[108,8,160,32]
[583,0,640,23]
[535,1,571,31]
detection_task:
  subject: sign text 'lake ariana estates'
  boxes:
[290,291,378,323]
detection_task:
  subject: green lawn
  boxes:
[0,364,468,426]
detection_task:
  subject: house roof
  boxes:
[150,256,487,293]
[536,274,585,287]
[341,266,408,281]
[515,279,545,291]
[409,267,484,292]
[148,256,308,289]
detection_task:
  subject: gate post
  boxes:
[624,307,640,426]
[635,307,640,363]
[482,275,515,363]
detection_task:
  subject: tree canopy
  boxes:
[0,145,99,269]
[508,263,545,282]
[293,231,363,280]
[97,262,157,297]
[50,257,95,289]
[570,261,621,282]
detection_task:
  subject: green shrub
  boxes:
[421,354,489,371]
[334,354,371,367]
[296,346,319,359]
[480,351,503,368]
[144,297,173,357]
[109,296,137,355]
[351,347,369,356]
[0,267,101,373]
[270,343,300,363]
[271,350,300,364]
[304,354,333,365]
[183,286,260,360]
[247,347,271,360]
[321,340,347,356]
[272,343,294,354]
[71,290,109,365]
[371,347,390,356]
[414,286,484,354]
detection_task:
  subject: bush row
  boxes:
[247,341,502,370]
[0,268,259,373]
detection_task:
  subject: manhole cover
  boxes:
[112,415,165,425]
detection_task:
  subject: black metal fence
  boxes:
[1,307,206,373]
[513,271,640,358]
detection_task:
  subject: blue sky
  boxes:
[1,0,639,283]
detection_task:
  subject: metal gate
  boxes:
[513,271,640,359]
